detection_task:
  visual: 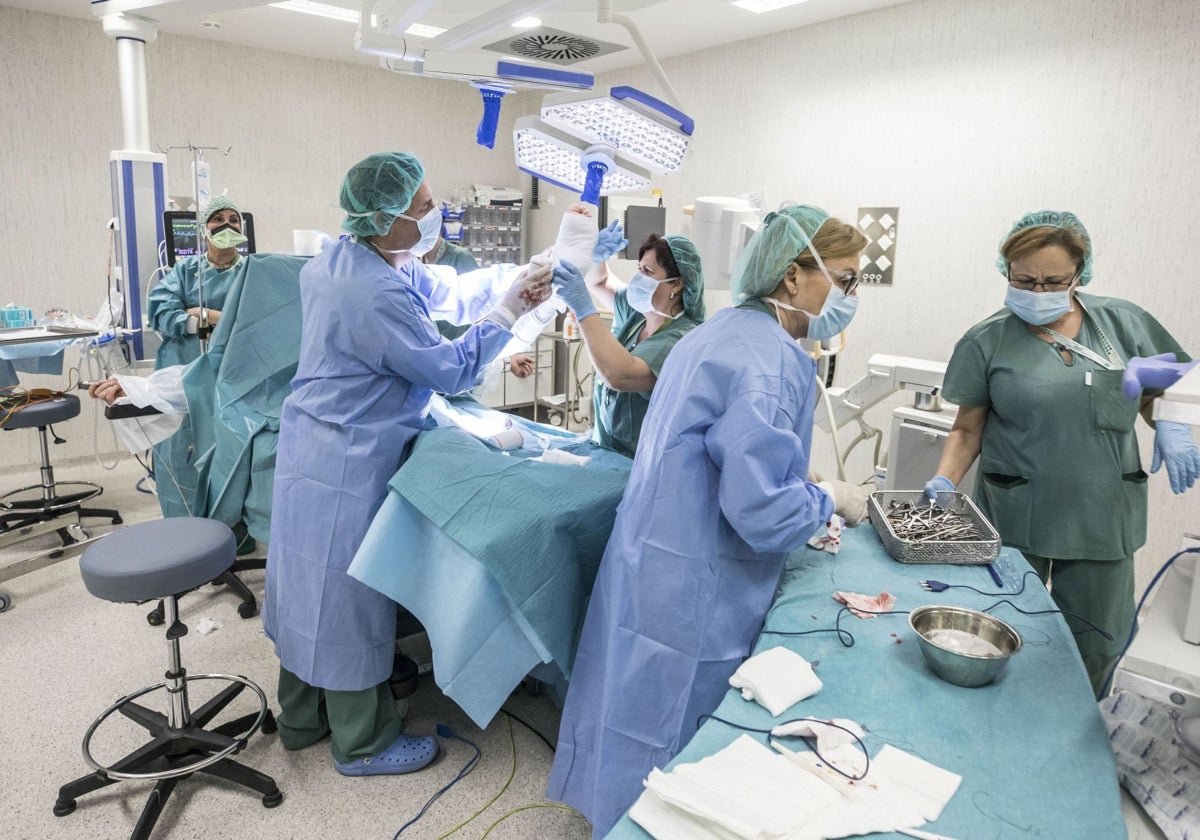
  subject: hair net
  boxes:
[995,209,1094,285]
[202,195,240,226]
[664,235,706,322]
[340,152,426,237]
[730,205,830,302]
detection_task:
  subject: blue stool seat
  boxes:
[80,518,235,603]
[3,394,80,430]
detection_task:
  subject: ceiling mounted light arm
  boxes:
[596,0,683,110]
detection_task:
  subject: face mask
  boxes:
[1004,283,1076,326]
[207,223,247,250]
[396,205,443,258]
[765,286,859,341]
[626,272,679,317]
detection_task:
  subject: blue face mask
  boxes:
[803,283,860,341]
[397,205,443,258]
[1004,284,1076,326]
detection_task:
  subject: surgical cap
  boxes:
[730,204,830,302]
[340,152,426,237]
[995,209,1094,285]
[203,195,240,226]
[665,235,706,322]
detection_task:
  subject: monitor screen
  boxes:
[163,210,256,267]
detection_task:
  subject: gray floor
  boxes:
[0,456,591,840]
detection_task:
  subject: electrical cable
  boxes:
[436,713,516,840]
[498,706,555,752]
[814,375,847,481]
[392,724,482,839]
[477,804,579,839]
[696,713,871,781]
[1099,546,1200,697]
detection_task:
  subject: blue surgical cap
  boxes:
[340,152,426,237]
[730,204,830,302]
[203,195,240,226]
[996,209,1094,285]
[665,235,706,323]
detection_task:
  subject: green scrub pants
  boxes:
[275,666,402,764]
[1024,553,1135,698]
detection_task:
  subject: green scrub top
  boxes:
[942,293,1188,561]
[147,256,245,369]
[592,289,698,458]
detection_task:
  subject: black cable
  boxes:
[697,713,870,782]
[391,724,481,839]
[760,605,911,648]
[499,706,555,753]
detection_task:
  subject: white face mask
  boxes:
[372,204,442,259]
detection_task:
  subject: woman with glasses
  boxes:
[546,205,871,837]
[925,210,1198,697]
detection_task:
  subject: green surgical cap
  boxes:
[996,209,1094,285]
[665,235,706,322]
[202,195,240,226]
[340,152,426,237]
[730,204,830,302]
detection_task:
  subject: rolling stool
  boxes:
[54,518,282,839]
[1,393,123,612]
[104,402,261,625]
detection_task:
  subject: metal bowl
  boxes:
[909,605,1022,688]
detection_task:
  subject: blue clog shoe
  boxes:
[334,733,439,777]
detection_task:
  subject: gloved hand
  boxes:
[1151,421,1200,494]
[1122,353,1198,399]
[487,263,553,330]
[923,475,956,502]
[593,220,628,263]
[551,260,598,320]
[818,479,871,527]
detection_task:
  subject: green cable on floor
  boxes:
[478,803,579,838]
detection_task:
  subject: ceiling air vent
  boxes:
[483,26,627,66]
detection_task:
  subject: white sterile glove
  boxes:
[485,263,553,330]
[817,480,871,526]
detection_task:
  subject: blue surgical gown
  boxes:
[262,239,512,691]
[547,300,834,837]
[147,256,244,369]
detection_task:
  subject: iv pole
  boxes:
[158,143,232,355]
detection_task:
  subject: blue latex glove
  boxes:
[1152,421,1200,494]
[1122,353,1198,399]
[551,260,598,320]
[923,475,956,501]
[593,220,628,263]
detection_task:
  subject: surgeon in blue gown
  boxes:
[262,152,552,777]
[546,205,873,835]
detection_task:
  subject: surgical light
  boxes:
[514,115,651,204]
[539,86,694,175]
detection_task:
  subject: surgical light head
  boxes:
[514,116,651,205]
[340,152,425,238]
[514,85,694,204]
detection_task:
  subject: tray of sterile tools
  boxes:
[867,490,1001,564]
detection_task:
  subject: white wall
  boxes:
[4,0,1198,589]
[0,6,533,469]
[587,0,1200,588]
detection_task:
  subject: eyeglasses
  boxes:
[1007,272,1078,292]
[829,269,860,296]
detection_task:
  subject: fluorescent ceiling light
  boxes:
[513,17,542,29]
[269,1,375,25]
[731,0,812,13]
[405,22,447,38]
